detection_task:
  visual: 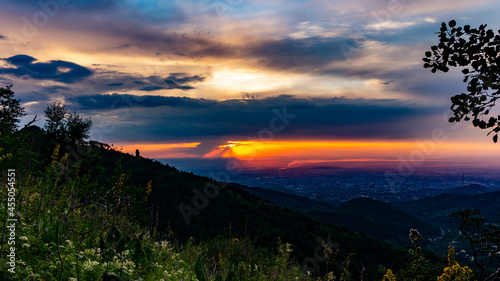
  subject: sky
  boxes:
[2,0,500,172]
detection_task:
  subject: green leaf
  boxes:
[494,134,498,143]
[106,226,122,246]
[194,257,210,281]
[425,51,432,57]
[449,20,456,28]
[99,237,106,250]
[117,238,126,253]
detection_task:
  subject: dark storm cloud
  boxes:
[247,36,360,72]
[0,55,93,83]
[88,71,206,92]
[74,93,439,142]
[155,73,206,90]
[0,60,206,108]
[72,94,216,110]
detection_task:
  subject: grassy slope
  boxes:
[98,147,413,279]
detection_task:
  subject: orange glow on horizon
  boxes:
[118,142,201,158]
[203,140,500,161]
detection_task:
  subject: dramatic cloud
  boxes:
[72,93,216,110]
[86,72,207,94]
[71,94,441,143]
[2,0,500,156]
[247,36,360,72]
[0,55,93,83]
[156,73,205,90]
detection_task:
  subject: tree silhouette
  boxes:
[0,85,25,134]
[423,20,500,142]
[450,209,500,281]
[44,102,92,145]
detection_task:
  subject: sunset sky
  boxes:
[2,0,500,170]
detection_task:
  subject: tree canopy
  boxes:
[0,85,26,134]
[44,102,92,145]
[423,20,500,142]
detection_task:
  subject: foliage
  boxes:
[315,240,354,281]
[0,129,313,280]
[0,85,26,135]
[44,102,92,145]
[450,209,500,281]
[423,20,500,142]
[437,247,475,281]
[394,229,442,281]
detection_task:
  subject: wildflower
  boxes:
[51,144,60,164]
[383,269,396,281]
[325,272,335,281]
[409,229,423,244]
[82,260,99,271]
[113,174,126,192]
[145,180,152,201]
[60,153,68,165]
[437,247,474,281]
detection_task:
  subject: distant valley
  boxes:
[240,183,500,249]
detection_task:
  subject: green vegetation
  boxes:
[310,198,439,246]
[0,121,313,280]
[0,85,499,280]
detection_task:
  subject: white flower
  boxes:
[65,240,73,247]
[82,260,100,271]
[19,236,29,242]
